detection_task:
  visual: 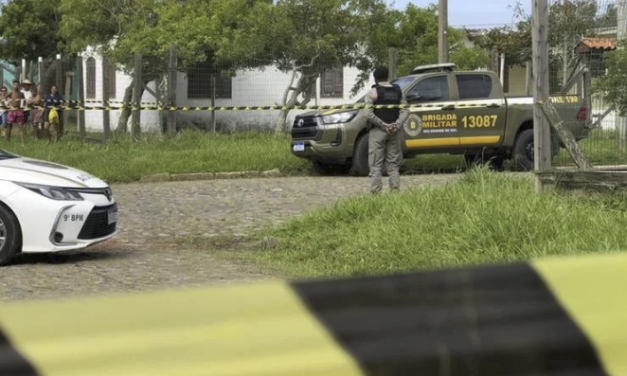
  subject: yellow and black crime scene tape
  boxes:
[0,251,625,376]
[0,94,581,112]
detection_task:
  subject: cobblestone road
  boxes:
[0,174,463,303]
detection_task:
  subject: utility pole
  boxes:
[438,0,448,63]
[617,0,627,148]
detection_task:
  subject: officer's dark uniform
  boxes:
[365,71,409,194]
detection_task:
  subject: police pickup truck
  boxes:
[290,63,591,175]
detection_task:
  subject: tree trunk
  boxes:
[273,71,314,134]
[115,80,134,133]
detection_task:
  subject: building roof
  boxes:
[575,37,616,54]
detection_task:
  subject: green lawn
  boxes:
[251,167,627,279]
[1,127,625,184]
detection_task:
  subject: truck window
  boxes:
[406,76,450,102]
[456,74,493,99]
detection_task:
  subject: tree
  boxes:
[58,0,166,133]
[0,0,64,85]
[366,3,489,77]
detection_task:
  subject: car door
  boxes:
[453,72,507,148]
[402,74,460,151]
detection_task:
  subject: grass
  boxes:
[1,126,626,184]
[250,167,627,279]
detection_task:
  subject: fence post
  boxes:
[167,45,177,135]
[132,53,142,139]
[76,53,86,137]
[38,57,47,99]
[532,0,552,193]
[102,56,111,139]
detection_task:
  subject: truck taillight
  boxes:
[577,103,588,121]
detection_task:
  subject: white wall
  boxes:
[80,49,160,132]
[80,49,374,132]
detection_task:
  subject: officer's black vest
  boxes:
[373,84,403,123]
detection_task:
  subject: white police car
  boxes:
[0,148,118,265]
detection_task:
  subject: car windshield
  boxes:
[0,148,19,160]
[353,75,417,103]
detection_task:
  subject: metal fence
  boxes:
[542,0,627,172]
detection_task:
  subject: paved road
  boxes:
[0,174,463,303]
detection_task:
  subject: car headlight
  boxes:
[15,182,84,201]
[321,110,358,124]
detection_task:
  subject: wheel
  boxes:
[349,133,388,177]
[0,204,21,266]
[512,129,535,171]
[512,128,560,171]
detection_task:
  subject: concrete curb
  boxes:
[139,168,283,183]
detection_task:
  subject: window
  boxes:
[186,62,232,99]
[85,57,96,99]
[321,68,343,97]
[406,76,450,102]
[456,74,493,99]
[108,64,116,99]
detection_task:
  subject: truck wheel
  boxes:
[349,133,388,177]
[0,204,21,266]
[512,129,535,171]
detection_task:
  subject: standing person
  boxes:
[5,80,25,145]
[364,66,410,195]
[28,84,43,140]
[0,86,8,138]
[43,85,64,143]
[21,79,33,133]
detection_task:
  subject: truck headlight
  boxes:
[15,182,84,201]
[322,110,358,124]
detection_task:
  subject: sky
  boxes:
[386,0,533,29]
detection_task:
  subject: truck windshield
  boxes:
[0,148,19,160]
[353,75,416,103]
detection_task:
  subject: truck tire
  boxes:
[349,133,388,177]
[512,129,535,171]
[512,128,560,171]
[0,203,21,266]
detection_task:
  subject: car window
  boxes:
[406,76,450,102]
[456,74,493,99]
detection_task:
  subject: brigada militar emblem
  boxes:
[404,114,423,137]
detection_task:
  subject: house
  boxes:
[79,48,376,133]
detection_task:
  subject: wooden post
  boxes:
[38,57,47,100]
[525,61,532,96]
[131,53,142,139]
[211,73,216,133]
[388,47,398,81]
[438,0,448,63]
[532,0,552,193]
[102,56,111,139]
[167,45,177,135]
[76,53,86,137]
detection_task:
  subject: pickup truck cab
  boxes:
[290,63,591,175]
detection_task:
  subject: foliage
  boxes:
[366,3,489,77]
[252,168,627,278]
[0,0,64,64]
[595,40,627,117]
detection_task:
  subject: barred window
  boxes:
[85,57,96,99]
[186,62,232,99]
[321,68,343,97]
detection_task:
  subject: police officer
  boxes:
[365,66,409,194]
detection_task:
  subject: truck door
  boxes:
[402,74,460,151]
[453,73,507,148]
